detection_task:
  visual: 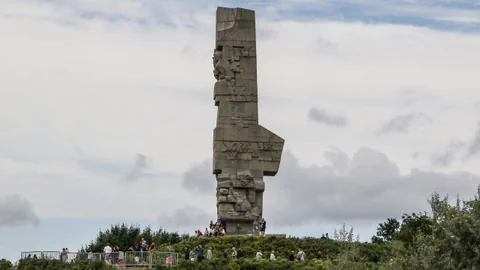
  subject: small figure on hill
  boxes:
[166,245,173,265]
[204,227,209,236]
[27,254,31,259]
[255,250,263,260]
[197,230,203,237]
[61,248,67,261]
[140,238,147,252]
[232,247,237,259]
[289,251,295,261]
[326,233,330,239]
[259,218,266,236]
[33,254,38,259]
[221,218,227,234]
[210,220,214,228]
[223,249,228,258]
[237,248,244,258]
[118,247,124,266]
[189,249,195,261]
[148,242,156,251]
[196,245,205,262]
[219,226,225,236]
[270,250,276,260]
[184,247,190,261]
[207,247,213,260]
[297,248,306,261]
[252,219,259,235]
[321,233,326,239]
[317,250,325,260]
[103,244,112,264]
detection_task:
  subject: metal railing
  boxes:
[20,251,179,267]
[21,251,60,260]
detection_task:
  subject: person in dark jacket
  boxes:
[223,249,228,258]
[196,245,205,262]
[237,248,244,259]
[288,250,295,261]
[184,247,189,261]
[260,218,266,236]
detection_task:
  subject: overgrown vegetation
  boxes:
[0,259,13,270]
[14,259,115,270]
[2,187,479,269]
[81,224,190,252]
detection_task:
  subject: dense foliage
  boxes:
[0,259,13,270]
[81,223,189,252]
[15,259,114,270]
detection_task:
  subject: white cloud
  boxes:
[181,148,479,226]
[0,0,479,227]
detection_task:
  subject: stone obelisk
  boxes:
[212,7,284,234]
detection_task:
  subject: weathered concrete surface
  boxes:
[212,7,284,234]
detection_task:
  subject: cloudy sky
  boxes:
[1,0,480,262]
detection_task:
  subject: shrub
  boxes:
[16,259,115,270]
[0,259,13,270]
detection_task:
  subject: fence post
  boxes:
[148,252,152,269]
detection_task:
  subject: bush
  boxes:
[16,259,115,270]
[157,257,327,270]
[168,235,384,263]
[0,259,13,270]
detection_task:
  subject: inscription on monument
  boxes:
[212,7,285,234]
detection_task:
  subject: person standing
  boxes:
[184,247,189,261]
[231,247,237,259]
[252,219,259,235]
[196,245,204,262]
[297,248,306,261]
[255,250,263,260]
[189,249,195,262]
[207,247,213,260]
[288,250,295,261]
[166,245,173,265]
[259,218,266,236]
[103,244,112,264]
[270,250,276,260]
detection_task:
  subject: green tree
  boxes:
[82,223,190,252]
[395,212,433,247]
[385,186,480,270]
[372,218,400,244]
[0,259,13,270]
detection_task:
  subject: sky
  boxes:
[1,0,480,263]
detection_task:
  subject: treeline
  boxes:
[81,225,190,252]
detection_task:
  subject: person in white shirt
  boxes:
[297,248,306,261]
[103,244,112,264]
[255,250,262,260]
[232,247,237,259]
[270,250,276,260]
[207,247,213,260]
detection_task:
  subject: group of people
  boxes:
[184,245,246,262]
[101,239,173,266]
[198,218,267,237]
[183,246,310,262]
[197,219,228,237]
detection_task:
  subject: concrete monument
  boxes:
[212,7,284,234]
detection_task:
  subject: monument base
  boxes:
[225,220,256,235]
